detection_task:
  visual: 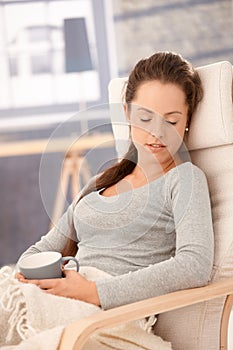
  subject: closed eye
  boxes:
[166,121,177,125]
[140,118,152,122]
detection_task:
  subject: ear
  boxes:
[124,103,131,122]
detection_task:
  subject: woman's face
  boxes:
[126,80,189,166]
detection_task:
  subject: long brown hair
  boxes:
[62,51,203,257]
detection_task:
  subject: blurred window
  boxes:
[0,0,103,109]
[28,26,50,42]
[8,56,18,77]
[31,53,52,74]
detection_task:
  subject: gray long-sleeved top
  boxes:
[18,162,214,310]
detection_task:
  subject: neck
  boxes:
[134,153,183,182]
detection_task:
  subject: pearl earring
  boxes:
[185,127,189,132]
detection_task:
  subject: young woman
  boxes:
[16,51,214,312]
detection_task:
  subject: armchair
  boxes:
[58,61,233,350]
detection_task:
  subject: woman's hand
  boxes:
[15,272,27,282]
[16,270,101,306]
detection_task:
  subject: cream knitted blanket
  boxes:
[0,265,172,350]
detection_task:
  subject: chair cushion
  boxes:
[108,80,129,159]
[186,61,233,150]
[154,298,225,350]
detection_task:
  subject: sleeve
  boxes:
[96,165,214,310]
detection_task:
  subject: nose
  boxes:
[149,117,164,139]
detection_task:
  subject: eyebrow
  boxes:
[164,111,183,116]
[137,107,154,115]
[137,107,183,117]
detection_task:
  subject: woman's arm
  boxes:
[16,189,101,305]
[95,165,214,310]
[15,178,102,306]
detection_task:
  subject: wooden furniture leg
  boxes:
[220,295,233,349]
[50,151,91,228]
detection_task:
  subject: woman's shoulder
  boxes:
[168,161,208,188]
[167,162,210,210]
[179,161,206,176]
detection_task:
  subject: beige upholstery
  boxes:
[108,61,233,350]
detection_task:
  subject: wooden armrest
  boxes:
[58,277,233,350]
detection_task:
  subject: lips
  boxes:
[145,143,166,153]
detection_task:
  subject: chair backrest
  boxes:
[108,61,233,350]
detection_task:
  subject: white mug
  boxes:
[18,251,79,279]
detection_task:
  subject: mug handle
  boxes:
[61,256,79,272]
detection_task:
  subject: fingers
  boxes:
[44,288,58,296]
[28,278,58,289]
[15,272,64,294]
[62,269,79,278]
[62,269,73,277]
[15,272,23,280]
[38,281,66,297]
[15,272,28,283]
